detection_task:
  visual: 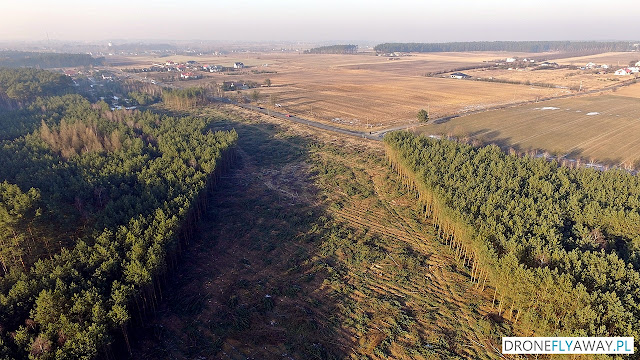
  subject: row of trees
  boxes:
[161,87,207,109]
[384,132,640,341]
[0,51,102,69]
[304,44,358,54]
[374,41,636,54]
[0,93,237,358]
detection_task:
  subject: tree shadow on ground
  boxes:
[129,116,346,359]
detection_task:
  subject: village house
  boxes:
[450,72,471,79]
[180,72,202,80]
[233,62,244,69]
[615,68,631,76]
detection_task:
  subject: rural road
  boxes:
[224,100,384,141]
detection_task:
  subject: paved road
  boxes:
[222,100,384,141]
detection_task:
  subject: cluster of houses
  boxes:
[614,61,640,76]
[505,57,536,63]
[582,62,609,70]
[125,60,247,80]
[497,57,559,70]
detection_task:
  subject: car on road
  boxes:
[285,114,291,117]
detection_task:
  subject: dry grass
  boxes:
[416,94,640,167]
[612,82,640,98]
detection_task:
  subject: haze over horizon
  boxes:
[2,0,638,44]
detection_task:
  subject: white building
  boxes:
[615,69,630,76]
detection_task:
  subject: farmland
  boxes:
[416,94,640,168]
[109,52,567,130]
[464,66,633,92]
[612,82,640,98]
[553,51,640,67]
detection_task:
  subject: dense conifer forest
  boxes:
[0,68,73,111]
[384,132,640,343]
[304,45,358,54]
[0,69,237,358]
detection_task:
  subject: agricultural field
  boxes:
[553,51,640,67]
[416,94,640,168]
[108,52,567,130]
[464,66,633,92]
[612,81,640,98]
[129,105,517,359]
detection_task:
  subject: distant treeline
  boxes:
[374,41,637,53]
[110,43,177,52]
[304,44,358,54]
[0,51,103,68]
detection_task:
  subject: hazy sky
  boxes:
[2,0,638,42]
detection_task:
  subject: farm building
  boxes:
[234,62,245,69]
[450,72,471,79]
[615,69,631,76]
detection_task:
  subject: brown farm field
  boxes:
[464,67,634,92]
[553,51,640,67]
[110,52,569,130]
[612,82,640,98]
[415,94,640,167]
